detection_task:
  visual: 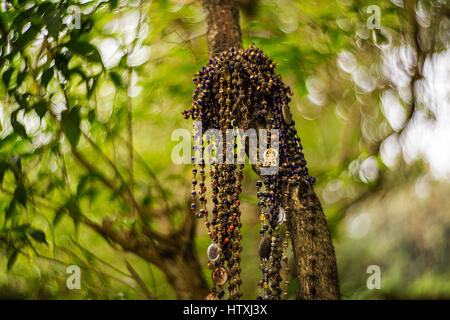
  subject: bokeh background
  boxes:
[0,0,449,299]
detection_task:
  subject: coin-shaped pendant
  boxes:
[258,237,271,259]
[207,243,220,262]
[212,266,228,286]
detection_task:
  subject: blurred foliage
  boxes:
[0,0,449,299]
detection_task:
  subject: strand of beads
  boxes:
[256,179,269,299]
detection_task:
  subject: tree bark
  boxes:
[285,183,340,299]
[201,0,340,299]
[202,0,242,58]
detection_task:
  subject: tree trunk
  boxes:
[284,183,340,299]
[202,0,242,58]
[201,0,340,299]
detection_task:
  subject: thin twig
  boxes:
[125,260,155,299]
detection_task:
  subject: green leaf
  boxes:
[29,229,48,245]
[76,174,90,197]
[41,67,54,87]
[109,71,124,89]
[37,2,54,16]
[66,199,81,220]
[109,0,118,10]
[65,198,81,232]
[65,40,103,65]
[7,250,19,271]
[87,109,96,123]
[55,53,70,79]
[288,276,298,298]
[10,110,27,138]
[372,29,390,47]
[14,93,29,110]
[2,68,14,88]
[44,9,63,39]
[33,101,47,118]
[53,206,66,227]
[61,106,81,148]
[16,70,27,87]
[12,5,37,27]
[13,25,41,52]
[0,161,8,185]
[5,199,16,222]
[79,18,94,35]
[14,184,27,208]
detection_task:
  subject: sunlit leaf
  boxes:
[13,24,40,52]
[65,40,103,66]
[109,0,118,10]
[7,250,19,271]
[61,106,81,148]
[44,8,63,39]
[2,67,14,88]
[29,229,48,245]
[109,71,124,89]
[14,93,30,109]
[41,67,54,87]
[14,183,27,208]
[5,199,16,222]
[55,53,71,79]
[0,161,7,184]
[33,101,47,118]
[10,110,27,138]
[16,70,27,87]
[53,206,67,227]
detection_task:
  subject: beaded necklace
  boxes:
[183,45,315,300]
